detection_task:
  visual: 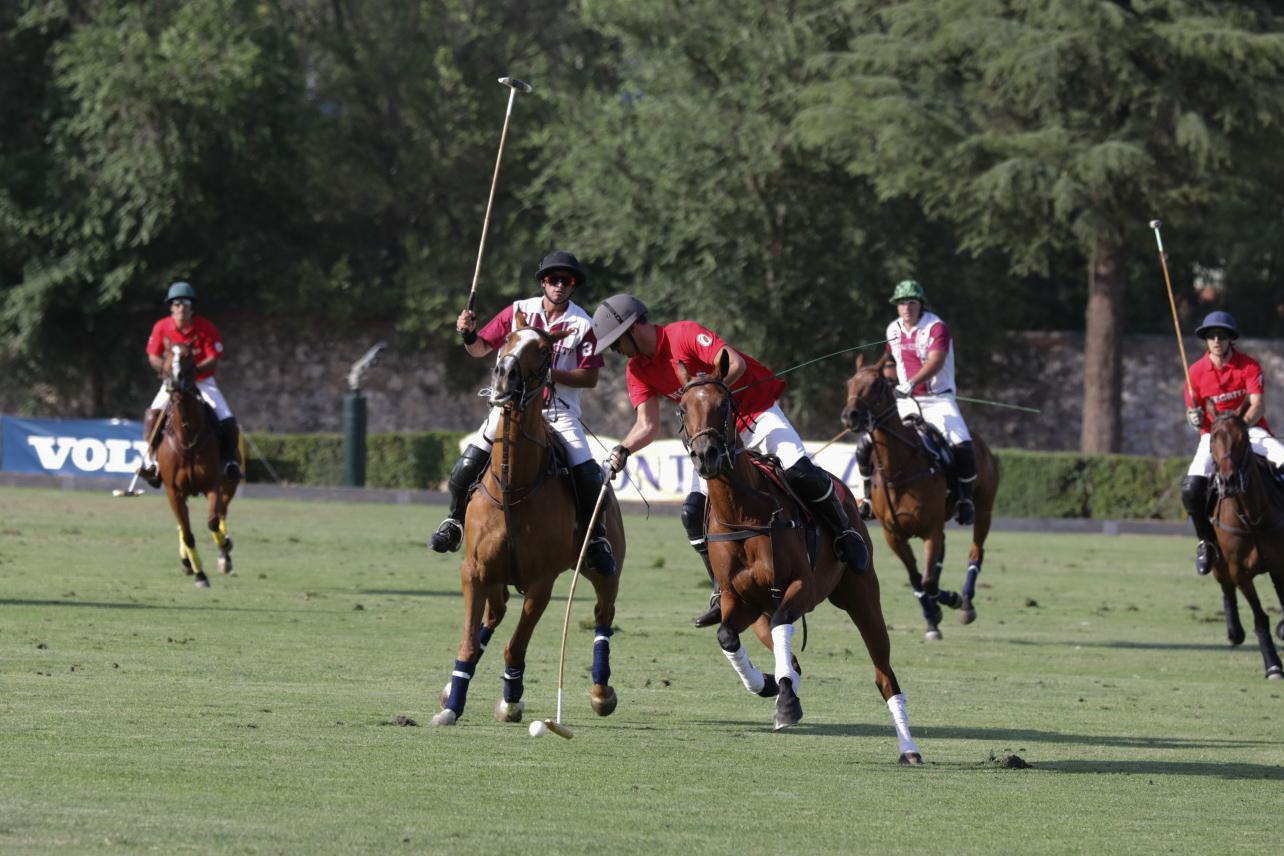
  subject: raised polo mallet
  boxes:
[1149,218,1195,400]
[529,463,613,741]
[465,76,533,316]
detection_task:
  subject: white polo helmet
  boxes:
[592,294,649,351]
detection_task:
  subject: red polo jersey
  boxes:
[146,316,224,381]
[625,321,785,433]
[1185,349,1270,434]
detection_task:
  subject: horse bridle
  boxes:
[677,376,742,477]
[490,332,554,413]
[1210,415,1249,499]
[165,345,209,455]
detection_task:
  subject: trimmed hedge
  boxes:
[245,431,467,490]
[243,433,1191,520]
[990,449,1188,521]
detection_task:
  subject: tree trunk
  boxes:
[1080,238,1124,453]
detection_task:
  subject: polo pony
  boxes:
[677,353,921,762]
[156,342,238,588]
[1206,402,1284,680]
[431,314,627,726]
[842,354,999,639]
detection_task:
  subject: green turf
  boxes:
[0,486,1281,854]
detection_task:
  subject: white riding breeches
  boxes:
[896,394,971,445]
[695,403,808,496]
[1186,426,1284,476]
[477,405,593,467]
[150,377,233,422]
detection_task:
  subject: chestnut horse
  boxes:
[841,355,999,639]
[431,317,627,727]
[677,354,921,762]
[1206,403,1284,680]
[156,342,238,588]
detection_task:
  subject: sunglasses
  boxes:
[543,274,575,288]
[1205,331,1233,341]
[170,299,192,307]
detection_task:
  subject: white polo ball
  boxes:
[528,719,548,737]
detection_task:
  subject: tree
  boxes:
[796,0,1284,451]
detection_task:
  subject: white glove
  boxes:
[894,381,914,398]
[1186,408,1203,430]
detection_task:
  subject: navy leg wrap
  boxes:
[478,624,494,652]
[591,625,612,685]
[444,658,476,714]
[502,663,525,704]
[964,563,980,598]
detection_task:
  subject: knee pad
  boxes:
[856,432,873,477]
[1181,475,1209,515]
[680,491,707,543]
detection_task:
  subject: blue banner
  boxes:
[1,416,146,478]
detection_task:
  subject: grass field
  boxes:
[1,485,1281,854]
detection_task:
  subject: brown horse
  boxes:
[677,354,922,761]
[1207,403,1284,680]
[431,316,627,726]
[156,342,238,588]
[841,355,999,639]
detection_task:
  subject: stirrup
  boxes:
[835,530,869,572]
[137,462,163,489]
[586,536,617,577]
[1195,540,1217,576]
[429,519,463,553]
[693,591,720,628]
[955,498,975,525]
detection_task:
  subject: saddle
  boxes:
[900,414,959,499]
[720,451,845,570]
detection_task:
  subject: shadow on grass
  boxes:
[692,719,1278,751]
[1003,638,1242,653]
[0,598,349,614]
[1033,759,1284,779]
[357,589,459,598]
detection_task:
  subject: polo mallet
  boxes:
[811,427,852,457]
[542,463,614,740]
[465,76,533,315]
[112,409,166,497]
[1149,218,1195,400]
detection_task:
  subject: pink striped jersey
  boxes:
[478,296,604,416]
[884,310,956,397]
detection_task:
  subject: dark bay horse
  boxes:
[431,315,627,726]
[677,354,922,762]
[1207,403,1284,680]
[157,342,238,588]
[842,355,999,639]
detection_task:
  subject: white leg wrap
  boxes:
[887,693,920,756]
[771,623,800,687]
[722,646,766,695]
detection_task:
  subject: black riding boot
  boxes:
[855,431,875,520]
[1181,475,1219,575]
[682,491,720,627]
[785,458,869,572]
[571,461,617,577]
[952,441,977,525]
[137,408,164,488]
[218,417,242,482]
[429,445,490,553]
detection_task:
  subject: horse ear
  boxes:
[855,353,865,370]
[676,360,691,385]
[549,328,573,343]
[514,310,528,330]
[716,349,731,380]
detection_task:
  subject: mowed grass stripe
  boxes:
[0,487,1281,855]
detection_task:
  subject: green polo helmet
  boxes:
[889,279,926,305]
[166,281,197,303]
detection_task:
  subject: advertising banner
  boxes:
[462,433,862,504]
[1,416,146,478]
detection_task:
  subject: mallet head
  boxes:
[498,77,533,94]
[1149,219,1162,230]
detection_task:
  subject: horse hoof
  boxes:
[899,752,924,766]
[772,677,802,731]
[218,555,233,575]
[181,558,194,575]
[194,574,210,589]
[1266,667,1283,681]
[590,684,618,717]
[925,628,943,641]
[1228,629,1246,647]
[430,709,458,726]
[438,682,451,709]
[494,699,525,723]
[960,607,976,626]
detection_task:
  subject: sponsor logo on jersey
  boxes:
[697,333,713,347]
